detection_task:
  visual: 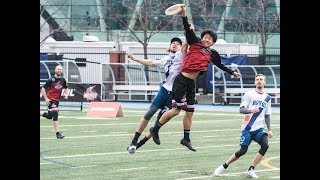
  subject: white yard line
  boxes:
[40,141,279,159]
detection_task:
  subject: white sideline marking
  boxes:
[270,176,280,178]
[71,165,98,168]
[202,136,220,138]
[175,168,280,180]
[40,162,53,165]
[81,130,97,133]
[40,141,279,159]
[117,167,147,171]
[169,170,196,173]
[109,131,128,134]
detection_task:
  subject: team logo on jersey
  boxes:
[54,82,63,89]
[164,59,173,66]
[252,100,266,108]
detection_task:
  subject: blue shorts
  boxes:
[239,128,267,146]
[151,85,172,109]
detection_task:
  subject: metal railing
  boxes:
[40,60,280,104]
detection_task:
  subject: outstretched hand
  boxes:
[181,4,186,16]
[127,53,135,60]
[233,72,241,78]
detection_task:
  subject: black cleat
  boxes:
[56,132,65,139]
[180,138,196,152]
[150,127,160,145]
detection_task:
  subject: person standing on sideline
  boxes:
[213,74,273,178]
[127,37,190,153]
[150,4,241,151]
[40,65,69,139]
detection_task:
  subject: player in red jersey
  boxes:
[150,4,241,151]
[40,65,69,139]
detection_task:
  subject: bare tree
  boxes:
[106,0,178,59]
[190,0,228,32]
[232,0,280,62]
[40,0,70,46]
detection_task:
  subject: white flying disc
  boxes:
[165,4,184,15]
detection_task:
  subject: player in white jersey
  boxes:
[127,37,190,153]
[213,74,273,178]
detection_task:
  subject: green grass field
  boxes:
[40,106,280,179]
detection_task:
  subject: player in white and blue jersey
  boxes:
[127,37,188,153]
[213,74,273,178]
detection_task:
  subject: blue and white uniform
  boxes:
[150,51,183,109]
[239,89,272,146]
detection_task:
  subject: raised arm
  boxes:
[181,39,189,55]
[181,5,198,44]
[127,53,157,67]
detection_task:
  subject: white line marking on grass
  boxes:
[41,142,279,159]
[270,176,280,178]
[175,168,280,180]
[50,129,67,132]
[202,136,220,138]
[169,170,196,173]
[40,134,132,140]
[40,127,280,140]
[109,131,127,134]
[175,175,210,180]
[71,165,98,168]
[40,162,54,165]
[117,167,147,171]
[40,120,280,128]
[81,130,97,133]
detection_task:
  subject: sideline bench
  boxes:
[223,88,280,104]
[111,85,160,101]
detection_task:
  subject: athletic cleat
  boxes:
[56,132,65,139]
[246,169,259,178]
[127,143,137,154]
[213,165,225,176]
[150,127,160,145]
[180,138,196,151]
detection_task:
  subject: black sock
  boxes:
[183,129,190,142]
[153,121,163,132]
[132,132,141,144]
[137,136,149,149]
[223,163,228,169]
[248,166,255,171]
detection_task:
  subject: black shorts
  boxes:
[48,100,59,112]
[172,73,195,111]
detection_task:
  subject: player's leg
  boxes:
[50,101,64,139]
[246,129,269,178]
[214,130,251,176]
[137,92,172,150]
[42,101,54,119]
[128,86,168,153]
[150,74,186,145]
[127,105,158,154]
[180,78,196,151]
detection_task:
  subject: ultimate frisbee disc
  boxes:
[165,4,184,15]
